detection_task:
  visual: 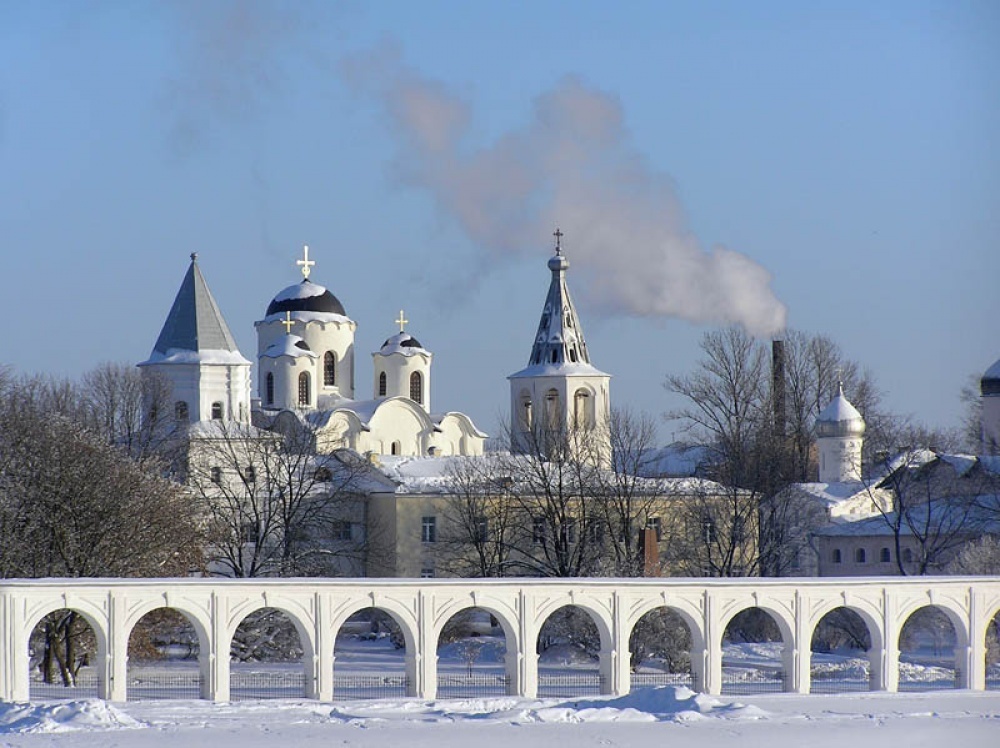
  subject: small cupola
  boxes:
[372,310,433,412]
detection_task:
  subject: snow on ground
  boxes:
[1,689,998,748]
[10,636,1000,746]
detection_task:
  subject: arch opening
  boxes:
[28,609,100,700]
[127,608,203,700]
[809,607,873,694]
[898,606,960,692]
[435,607,512,697]
[987,609,1000,690]
[334,608,409,699]
[229,608,306,700]
[536,605,603,697]
[721,608,786,694]
[629,607,693,691]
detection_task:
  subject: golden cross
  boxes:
[553,227,564,254]
[281,311,295,335]
[296,244,315,279]
[395,309,409,333]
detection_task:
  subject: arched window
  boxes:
[545,388,560,430]
[833,548,842,563]
[519,392,533,431]
[324,351,336,387]
[378,371,387,397]
[298,372,311,406]
[391,441,401,455]
[211,401,223,420]
[409,371,423,404]
[244,466,255,483]
[855,548,866,563]
[265,373,274,405]
[902,548,914,563]
[210,467,222,484]
[880,547,891,563]
[174,401,189,422]
[573,389,593,429]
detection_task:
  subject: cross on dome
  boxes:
[281,311,295,335]
[395,309,409,333]
[296,245,315,279]
[553,227,564,255]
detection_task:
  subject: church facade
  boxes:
[142,247,486,459]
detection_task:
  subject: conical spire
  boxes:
[525,231,592,369]
[143,254,247,364]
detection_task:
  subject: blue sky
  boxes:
[1,1,998,441]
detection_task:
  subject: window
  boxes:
[519,392,533,430]
[833,548,842,564]
[210,467,222,484]
[532,517,546,545]
[902,548,914,563]
[475,516,488,543]
[244,466,255,483]
[298,372,311,406]
[420,567,435,578]
[560,519,577,545]
[409,371,423,404]
[573,389,592,428]
[324,352,336,387]
[587,518,604,544]
[701,516,716,544]
[391,441,401,455]
[211,401,223,420]
[880,547,891,563]
[646,517,662,542]
[314,467,332,482]
[175,401,189,421]
[546,388,560,429]
[331,521,352,541]
[241,522,259,544]
[378,371,387,397]
[421,516,437,543]
[855,548,867,563]
[732,516,747,543]
[265,373,274,405]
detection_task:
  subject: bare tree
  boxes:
[185,418,372,577]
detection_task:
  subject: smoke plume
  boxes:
[341,47,787,337]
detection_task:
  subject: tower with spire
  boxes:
[981,355,1000,454]
[138,254,252,423]
[815,383,866,483]
[508,230,611,464]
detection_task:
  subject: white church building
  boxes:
[141,247,486,458]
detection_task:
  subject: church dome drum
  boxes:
[982,357,1000,396]
[266,279,347,317]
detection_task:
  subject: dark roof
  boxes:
[266,280,347,317]
[149,256,241,355]
[382,333,423,349]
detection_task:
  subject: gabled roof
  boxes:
[141,255,249,366]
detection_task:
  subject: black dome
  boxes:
[382,333,423,349]
[266,280,346,317]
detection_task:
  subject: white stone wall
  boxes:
[818,435,864,483]
[373,350,432,412]
[2,576,997,702]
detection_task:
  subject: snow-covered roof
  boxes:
[265,279,348,318]
[141,348,251,366]
[815,384,864,437]
[787,481,871,507]
[260,335,319,360]
[508,362,610,379]
[365,452,730,497]
[257,310,353,326]
[377,332,429,356]
[140,256,249,367]
[813,494,1000,537]
[637,443,714,478]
